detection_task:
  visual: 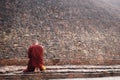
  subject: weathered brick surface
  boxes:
[0,0,120,65]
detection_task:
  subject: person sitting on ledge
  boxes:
[23,39,46,72]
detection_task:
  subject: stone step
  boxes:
[50,77,120,80]
[47,65,120,69]
[0,65,120,80]
[1,65,120,73]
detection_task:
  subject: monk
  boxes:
[24,39,46,72]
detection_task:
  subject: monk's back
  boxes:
[29,45,43,67]
[31,45,43,59]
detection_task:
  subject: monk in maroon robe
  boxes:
[24,39,46,72]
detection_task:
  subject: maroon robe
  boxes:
[25,44,44,72]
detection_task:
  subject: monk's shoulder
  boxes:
[37,45,43,49]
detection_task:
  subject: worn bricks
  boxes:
[0,0,120,65]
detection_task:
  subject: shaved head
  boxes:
[31,39,39,45]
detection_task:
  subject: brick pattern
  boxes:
[0,0,120,65]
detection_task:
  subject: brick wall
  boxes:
[0,0,120,65]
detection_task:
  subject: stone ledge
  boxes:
[0,72,119,80]
[0,65,120,80]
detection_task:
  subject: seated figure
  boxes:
[24,39,46,72]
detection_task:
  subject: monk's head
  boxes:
[31,39,39,45]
